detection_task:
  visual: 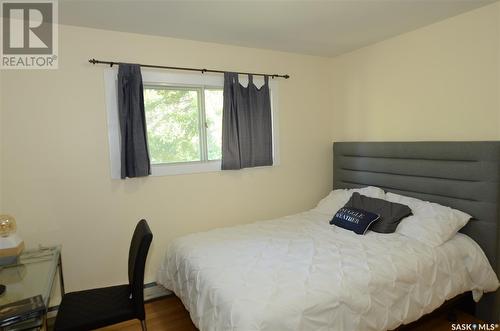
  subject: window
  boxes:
[144,86,223,164]
[104,69,279,178]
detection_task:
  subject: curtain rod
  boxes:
[88,58,290,79]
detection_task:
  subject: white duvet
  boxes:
[158,210,499,331]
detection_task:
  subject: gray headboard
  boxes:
[333,141,500,322]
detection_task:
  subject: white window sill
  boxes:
[150,159,280,177]
[151,160,221,176]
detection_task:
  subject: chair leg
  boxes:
[140,319,148,331]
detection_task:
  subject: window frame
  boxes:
[104,68,280,178]
[143,84,217,164]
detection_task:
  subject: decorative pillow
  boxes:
[313,186,386,216]
[345,192,412,233]
[386,192,472,247]
[330,207,380,235]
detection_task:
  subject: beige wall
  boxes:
[1,25,333,291]
[0,69,3,212]
[330,2,500,142]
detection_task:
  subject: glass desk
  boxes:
[0,246,64,331]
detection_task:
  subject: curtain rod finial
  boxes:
[284,74,290,79]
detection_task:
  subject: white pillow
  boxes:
[313,186,386,216]
[387,192,471,247]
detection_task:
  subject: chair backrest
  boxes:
[128,219,153,320]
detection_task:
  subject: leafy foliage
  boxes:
[144,88,200,164]
[144,87,223,164]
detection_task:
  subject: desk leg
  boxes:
[58,254,65,296]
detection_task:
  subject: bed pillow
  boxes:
[345,192,412,233]
[330,207,380,235]
[313,186,386,216]
[386,192,472,247]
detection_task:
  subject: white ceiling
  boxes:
[59,0,497,57]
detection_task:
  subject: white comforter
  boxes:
[157,211,499,331]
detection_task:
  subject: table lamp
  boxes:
[0,215,24,266]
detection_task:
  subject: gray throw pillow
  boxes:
[344,192,412,233]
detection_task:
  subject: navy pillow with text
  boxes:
[330,207,380,235]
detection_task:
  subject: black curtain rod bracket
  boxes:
[88,58,290,79]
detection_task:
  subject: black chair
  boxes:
[54,220,153,331]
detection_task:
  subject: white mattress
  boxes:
[157,210,499,331]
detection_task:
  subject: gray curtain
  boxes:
[221,73,273,170]
[117,64,151,179]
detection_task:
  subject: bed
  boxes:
[158,141,500,330]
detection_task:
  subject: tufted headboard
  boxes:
[333,141,500,322]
